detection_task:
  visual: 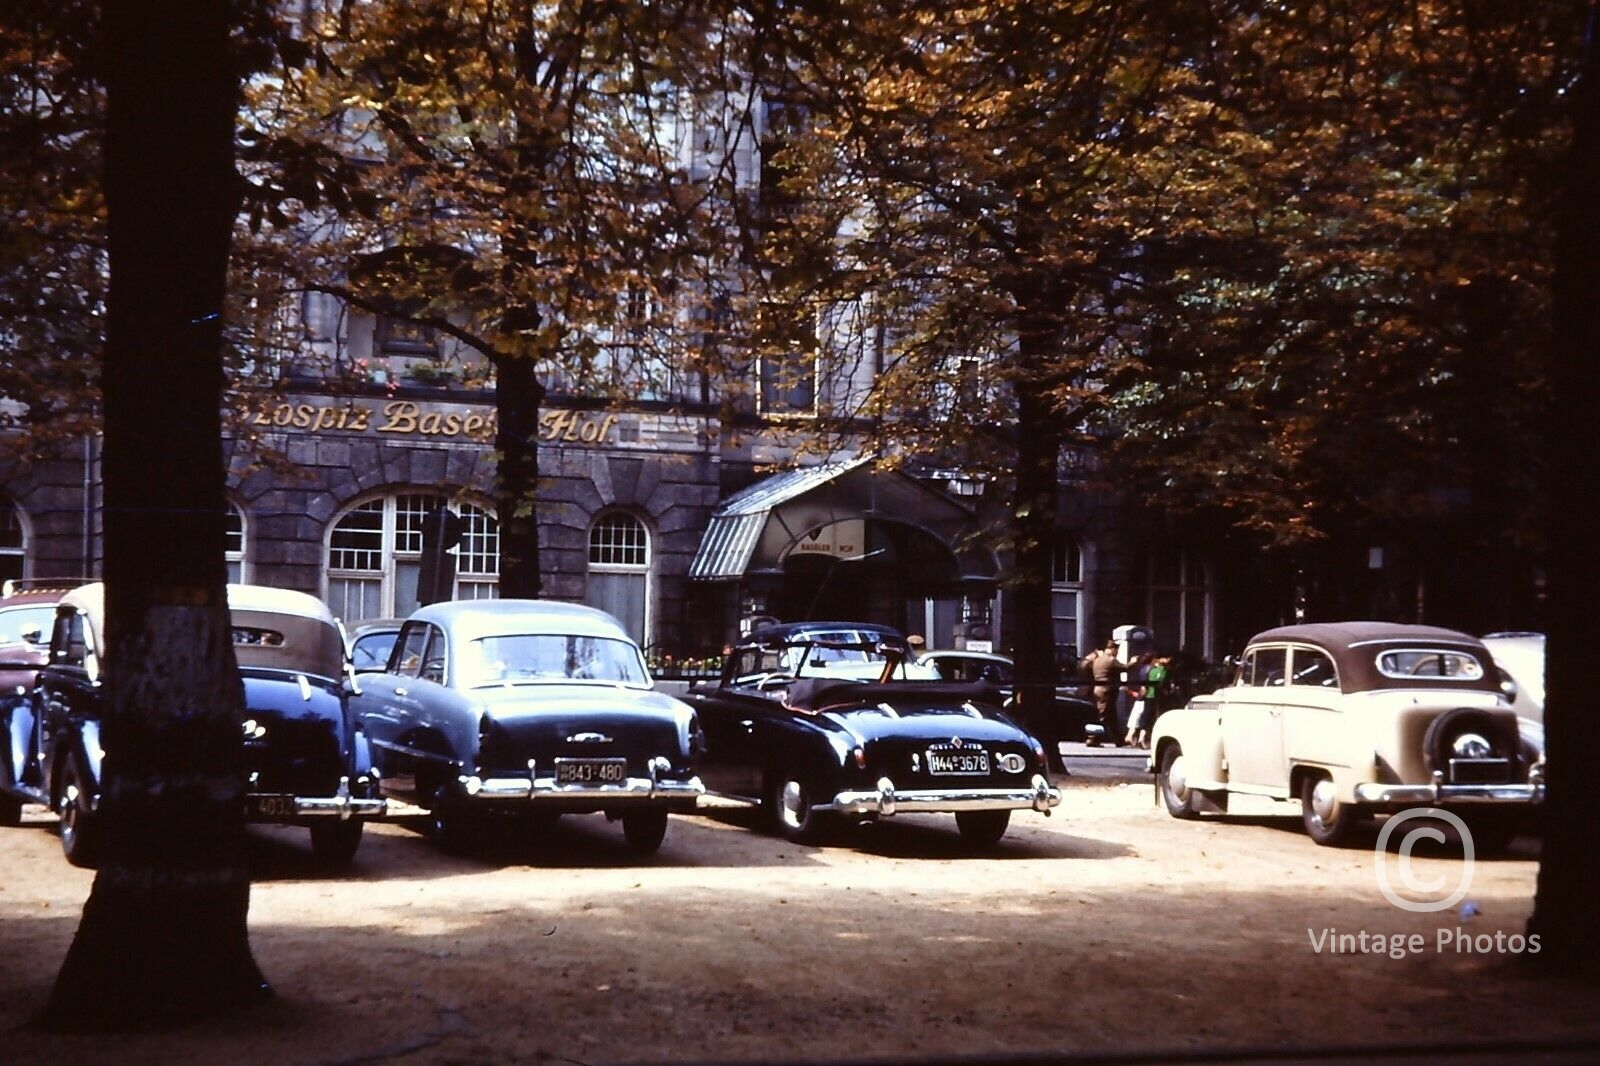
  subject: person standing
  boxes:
[1083,639,1120,746]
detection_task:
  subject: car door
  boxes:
[1219,645,1289,791]
[352,621,437,798]
[693,646,774,799]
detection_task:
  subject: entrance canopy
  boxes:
[688,458,997,587]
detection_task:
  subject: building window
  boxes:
[225,502,248,584]
[326,492,498,621]
[758,344,817,416]
[375,315,437,357]
[586,511,650,647]
[1,500,24,587]
[1051,535,1084,659]
[1140,543,1213,659]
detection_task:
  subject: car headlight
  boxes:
[1451,732,1493,759]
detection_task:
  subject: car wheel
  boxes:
[308,820,364,866]
[621,808,669,855]
[1157,744,1198,820]
[58,753,101,868]
[1458,811,1519,855]
[0,791,21,828]
[768,774,827,845]
[1300,773,1363,847]
[427,785,475,855]
[954,809,1011,847]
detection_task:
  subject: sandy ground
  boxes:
[2,780,1597,1065]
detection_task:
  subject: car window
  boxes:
[1289,648,1337,688]
[351,630,398,673]
[464,633,649,687]
[1243,647,1288,687]
[1376,648,1486,680]
[394,623,432,679]
[0,604,55,645]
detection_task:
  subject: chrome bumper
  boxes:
[460,757,704,804]
[820,774,1061,817]
[1353,781,1545,806]
[247,776,387,820]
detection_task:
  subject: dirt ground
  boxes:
[2,779,1597,1065]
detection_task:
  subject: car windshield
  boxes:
[1374,648,1486,680]
[463,633,650,687]
[0,604,55,645]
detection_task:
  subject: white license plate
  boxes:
[555,759,628,784]
[927,750,989,775]
[246,793,297,818]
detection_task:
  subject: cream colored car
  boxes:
[1149,622,1543,849]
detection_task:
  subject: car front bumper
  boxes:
[821,774,1061,817]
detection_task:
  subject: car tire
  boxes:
[768,774,827,845]
[58,752,101,868]
[1458,811,1519,855]
[0,791,21,828]
[1300,773,1364,847]
[427,785,475,855]
[954,809,1011,847]
[1157,743,1199,820]
[621,808,669,855]
[308,820,364,866]
[1422,708,1521,779]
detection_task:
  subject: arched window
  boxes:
[1051,535,1084,659]
[1,499,25,587]
[225,502,248,584]
[326,492,498,621]
[586,511,650,647]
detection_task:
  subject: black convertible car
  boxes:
[683,621,1061,846]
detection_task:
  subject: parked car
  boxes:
[347,617,404,674]
[917,648,1097,768]
[0,579,87,827]
[683,621,1061,847]
[1482,632,1546,762]
[7,583,385,866]
[349,599,703,855]
[1149,621,1543,850]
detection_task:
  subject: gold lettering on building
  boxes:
[245,400,618,445]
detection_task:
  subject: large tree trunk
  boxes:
[1008,335,1064,738]
[1525,13,1600,977]
[494,351,545,598]
[38,0,266,1030]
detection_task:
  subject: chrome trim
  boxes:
[248,777,387,820]
[1352,781,1545,805]
[458,757,705,803]
[819,774,1061,816]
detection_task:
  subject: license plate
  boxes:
[246,794,297,818]
[555,758,628,784]
[927,749,989,775]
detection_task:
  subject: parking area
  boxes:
[1,780,1593,1066]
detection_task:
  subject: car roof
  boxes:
[1243,621,1499,694]
[407,599,634,642]
[60,583,337,626]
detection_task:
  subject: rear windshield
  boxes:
[1374,648,1486,681]
[0,604,55,645]
[464,633,649,687]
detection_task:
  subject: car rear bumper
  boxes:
[460,758,704,805]
[246,776,388,821]
[821,774,1060,817]
[1352,782,1545,806]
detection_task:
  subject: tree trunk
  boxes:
[1008,341,1064,735]
[37,0,266,1030]
[1525,11,1600,978]
[494,351,545,598]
